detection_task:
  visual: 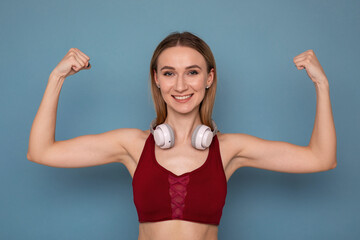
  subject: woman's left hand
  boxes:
[293,49,328,85]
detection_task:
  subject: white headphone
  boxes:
[150,119,219,150]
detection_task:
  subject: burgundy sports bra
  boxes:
[132,133,227,225]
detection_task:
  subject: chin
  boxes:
[168,105,200,115]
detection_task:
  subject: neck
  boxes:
[165,107,202,144]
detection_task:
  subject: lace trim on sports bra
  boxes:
[168,174,190,219]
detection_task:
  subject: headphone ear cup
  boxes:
[191,125,202,149]
[153,123,175,149]
[192,125,213,150]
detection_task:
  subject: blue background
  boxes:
[1,0,359,239]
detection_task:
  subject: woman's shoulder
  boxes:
[216,131,249,142]
[215,131,249,157]
[110,128,151,167]
[215,131,239,143]
[112,128,150,143]
[215,131,237,152]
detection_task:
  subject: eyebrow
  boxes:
[160,65,202,71]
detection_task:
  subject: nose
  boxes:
[174,75,188,92]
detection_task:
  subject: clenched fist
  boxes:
[293,49,328,85]
[51,48,91,79]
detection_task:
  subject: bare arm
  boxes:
[228,50,337,174]
[308,81,337,169]
[27,48,137,168]
[27,73,66,162]
[296,50,337,169]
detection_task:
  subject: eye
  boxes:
[163,71,173,76]
[188,70,198,75]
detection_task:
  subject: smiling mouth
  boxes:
[172,94,193,100]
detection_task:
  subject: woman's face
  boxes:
[154,46,214,115]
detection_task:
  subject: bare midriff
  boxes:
[138,220,218,240]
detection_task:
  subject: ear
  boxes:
[206,68,214,87]
[154,69,159,86]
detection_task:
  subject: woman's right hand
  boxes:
[50,48,91,79]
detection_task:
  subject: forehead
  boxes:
[157,46,206,68]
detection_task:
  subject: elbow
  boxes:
[330,160,337,169]
[317,157,337,171]
[27,152,34,162]
[27,152,40,163]
[327,158,337,170]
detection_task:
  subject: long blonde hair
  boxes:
[149,31,217,131]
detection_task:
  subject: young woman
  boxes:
[27,32,337,240]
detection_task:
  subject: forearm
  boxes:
[27,73,65,161]
[308,80,337,168]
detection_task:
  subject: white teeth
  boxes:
[174,94,192,100]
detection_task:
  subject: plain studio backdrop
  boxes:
[1,0,359,239]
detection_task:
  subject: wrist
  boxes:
[46,73,66,95]
[49,71,66,83]
[313,80,330,94]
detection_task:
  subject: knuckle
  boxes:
[70,48,78,53]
